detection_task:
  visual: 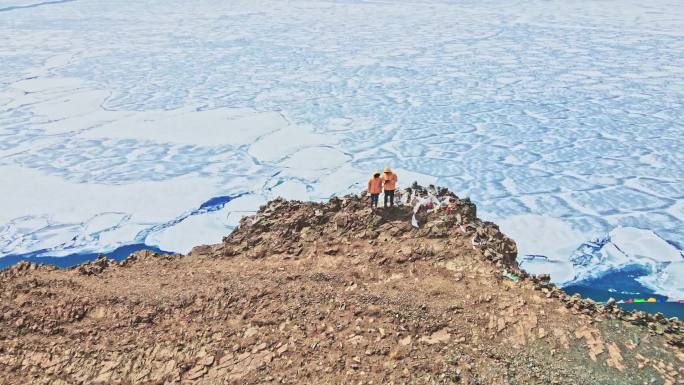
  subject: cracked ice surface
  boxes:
[1,0,683,298]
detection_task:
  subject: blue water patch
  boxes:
[564,267,683,319]
[569,264,655,294]
[566,285,683,320]
[0,243,169,269]
[198,195,238,211]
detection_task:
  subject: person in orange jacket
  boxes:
[382,166,398,208]
[368,171,383,209]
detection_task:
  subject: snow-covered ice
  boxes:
[1,0,683,299]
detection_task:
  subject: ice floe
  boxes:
[0,0,682,297]
[519,225,684,299]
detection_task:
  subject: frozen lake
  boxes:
[1,0,683,304]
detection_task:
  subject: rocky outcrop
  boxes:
[221,185,519,273]
[0,186,682,385]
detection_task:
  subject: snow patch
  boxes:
[281,147,349,170]
[81,107,286,147]
[498,214,589,265]
[0,165,227,257]
[638,262,684,301]
[145,194,267,253]
[248,124,333,163]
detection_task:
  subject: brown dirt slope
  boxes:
[0,186,682,385]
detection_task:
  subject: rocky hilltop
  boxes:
[1,186,682,385]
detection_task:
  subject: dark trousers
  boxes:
[370,193,379,208]
[384,190,395,207]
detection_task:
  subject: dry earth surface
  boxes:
[1,186,683,385]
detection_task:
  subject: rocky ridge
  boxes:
[0,185,682,384]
